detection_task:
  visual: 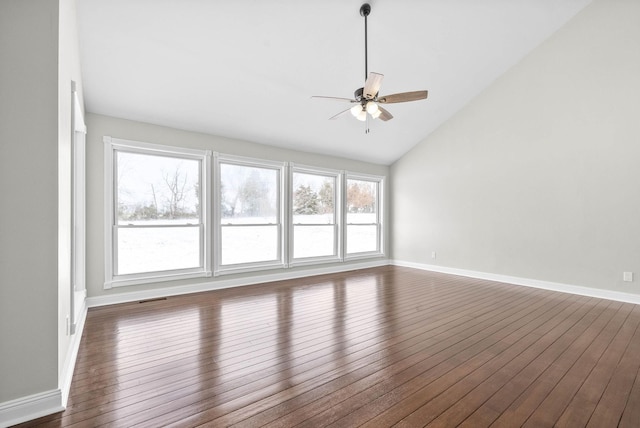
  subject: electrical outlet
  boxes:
[431,251,437,260]
[66,315,70,335]
[623,272,633,282]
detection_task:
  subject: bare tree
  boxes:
[162,167,189,219]
[150,184,159,219]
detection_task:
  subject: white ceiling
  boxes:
[77,0,592,165]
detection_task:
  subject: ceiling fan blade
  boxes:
[312,96,357,103]
[363,72,384,100]
[329,107,352,120]
[377,106,393,121]
[378,90,428,104]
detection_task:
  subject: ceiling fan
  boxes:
[313,3,428,131]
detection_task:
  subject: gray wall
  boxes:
[85,113,389,298]
[391,0,640,294]
[57,0,85,383]
[0,0,60,402]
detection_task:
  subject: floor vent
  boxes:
[138,297,168,304]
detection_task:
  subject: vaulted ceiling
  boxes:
[77,0,592,165]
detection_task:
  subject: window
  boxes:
[346,175,383,256]
[216,155,285,273]
[105,139,384,285]
[290,166,341,263]
[104,137,211,287]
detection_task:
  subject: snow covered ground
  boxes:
[116,214,377,275]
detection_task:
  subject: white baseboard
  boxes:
[0,293,88,427]
[60,294,88,407]
[0,389,63,428]
[392,260,640,305]
[87,259,389,308]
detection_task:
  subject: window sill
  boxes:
[215,262,286,277]
[105,270,212,289]
[345,251,386,261]
[289,255,342,268]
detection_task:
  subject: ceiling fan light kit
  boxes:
[312,3,429,131]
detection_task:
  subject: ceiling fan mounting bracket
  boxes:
[360,3,371,17]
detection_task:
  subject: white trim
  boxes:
[87,259,388,308]
[392,260,640,305]
[217,153,287,169]
[72,87,86,134]
[0,390,63,428]
[104,138,114,288]
[215,155,287,274]
[59,294,88,407]
[283,162,291,268]
[289,164,341,264]
[345,174,385,258]
[106,269,213,289]
[289,251,342,268]
[103,137,211,287]
[211,259,284,276]
[346,251,387,262]
[106,136,207,159]
[289,162,342,177]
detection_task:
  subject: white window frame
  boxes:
[289,164,342,267]
[214,153,287,276]
[344,172,385,259]
[104,136,212,288]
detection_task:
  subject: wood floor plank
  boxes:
[555,305,640,427]
[46,272,500,426]
[297,290,565,428]
[587,309,640,427]
[209,288,550,428]
[355,296,602,428]
[520,302,634,427]
[456,300,635,427]
[413,298,606,427]
[66,277,491,417]
[129,280,535,427]
[618,365,640,428]
[260,291,577,428]
[12,266,640,428]
[488,300,624,427]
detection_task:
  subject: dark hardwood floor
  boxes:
[16,266,640,427]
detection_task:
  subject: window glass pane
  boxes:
[221,225,278,265]
[346,179,377,224]
[117,151,200,225]
[220,163,278,224]
[346,225,378,254]
[293,225,335,258]
[292,172,335,224]
[117,226,200,275]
